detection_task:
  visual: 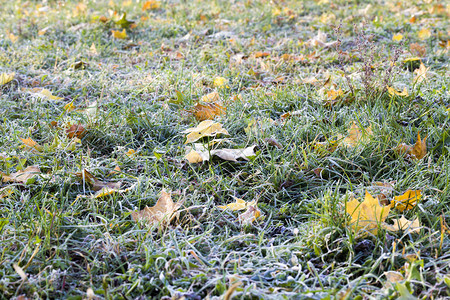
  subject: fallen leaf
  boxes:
[20,138,44,152]
[346,191,390,235]
[385,215,420,234]
[125,148,136,157]
[244,118,274,136]
[339,122,373,147]
[22,88,63,100]
[395,132,427,159]
[93,184,135,199]
[1,166,40,184]
[326,88,344,100]
[182,120,229,144]
[213,77,228,88]
[75,169,121,192]
[131,190,181,227]
[391,190,422,212]
[218,196,256,211]
[238,205,261,225]
[392,33,403,41]
[64,102,76,112]
[418,28,431,40]
[66,124,86,138]
[200,91,220,103]
[308,30,337,48]
[414,62,428,84]
[142,0,160,11]
[409,43,426,57]
[0,73,15,85]
[388,86,408,97]
[189,102,225,121]
[114,13,134,29]
[185,144,256,163]
[254,52,270,58]
[0,186,14,199]
[112,29,127,39]
[384,271,405,288]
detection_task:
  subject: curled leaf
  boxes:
[238,205,261,225]
[75,169,121,192]
[1,166,40,184]
[218,197,256,211]
[182,120,229,144]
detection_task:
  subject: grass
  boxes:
[0,0,449,299]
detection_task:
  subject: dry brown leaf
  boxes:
[1,166,40,184]
[66,124,86,138]
[189,102,225,121]
[131,190,181,227]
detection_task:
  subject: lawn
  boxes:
[0,0,449,299]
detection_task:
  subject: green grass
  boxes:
[1,0,449,299]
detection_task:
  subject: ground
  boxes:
[0,0,449,299]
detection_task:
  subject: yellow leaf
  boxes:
[64,102,76,112]
[182,120,229,144]
[131,190,181,227]
[340,122,373,147]
[345,191,390,235]
[392,34,403,41]
[125,148,136,157]
[395,132,427,160]
[213,77,228,88]
[387,86,408,97]
[418,28,431,40]
[112,29,127,39]
[142,0,160,11]
[0,186,14,199]
[22,88,63,100]
[391,190,422,212]
[385,215,420,234]
[326,88,344,100]
[20,138,44,152]
[8,32,18,43]
[189,102,225,121]
[200,91,220,103]
[185,149,205,163]
[218,197,256,211]
[414,62,428,84]
[238,205,261,225]
[1,166,40,184]
[0,73,15,85]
